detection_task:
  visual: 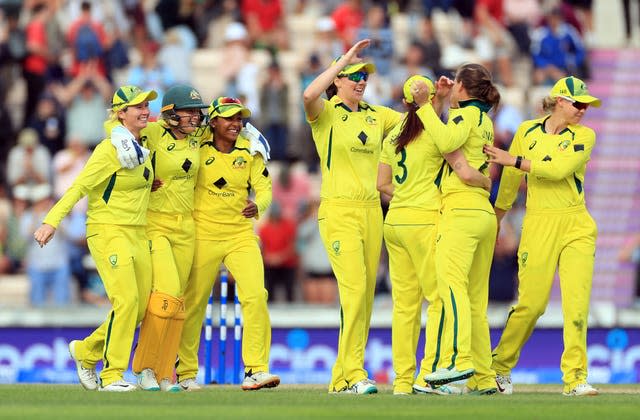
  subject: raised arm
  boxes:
[302,39,371,121]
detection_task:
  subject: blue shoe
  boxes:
[424,368,474,386]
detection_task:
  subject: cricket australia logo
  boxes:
[109,254,118,266]
[189,139,198,149]
[232,156,247,169]
[557,139,570,151]
[365,116,377,125]
[332,240,341,256]
[520,252,528,267]
[162,299,169,311]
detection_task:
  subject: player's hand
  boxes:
[410,79,431,107]
[111,125,150,169]
[484,145,516,167]
[241,200,258,218]
[242,122,271,161]
[435,76,454,99]
[33,223,56,248]
[344,39,371,64]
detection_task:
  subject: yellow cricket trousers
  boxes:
[146,210,195,296]
[74,224,152,386]
[492,205,597,392]
[384,208,450,394]
[176,235,272,381]
[318,199,382,392]
[436,193,497,390]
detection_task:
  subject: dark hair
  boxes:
[395,103,424,154]
[455,63,501,110]
[81,1,92,12]
[325,83,338,99]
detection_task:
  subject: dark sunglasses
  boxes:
[341,71,369,82]
[560,96,589,110]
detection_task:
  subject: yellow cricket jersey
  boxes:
[193,134,272,239]
[495,116,595,211]
[380,119,443,222]
[418,100,494,200]
[308,96,401,202]
[44,139,153,228]
[143,122,200,214]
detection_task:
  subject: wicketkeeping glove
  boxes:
[242,122,271,161]
[111,125,150,169]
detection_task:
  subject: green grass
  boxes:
[0,384,638,419]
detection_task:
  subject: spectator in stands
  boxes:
[158,27,195,84]
[272,159,311,221]
[413,16,445,78]
[503,0,542,56]
[531,7,587,86]
[5,195,29,273]
[473,0,516,86]
[331,0,364,51]
[51,63,112,148]
[7,128,52,206]
[22,185,71,307]
[259,202,298,302]
[389,41,435,109]
[260,61,289,161]
[27,92,66,157]
[623,0,640,45]
[66,1,107,77]
[485,76,601,396]
[296,200,336,304]
[127,40,175,117]
[618,233,640,306]
[311,16,343,67]
[241,0,288,51]
[356,4,393,76]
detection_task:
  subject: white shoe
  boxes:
[136,368,160,391]
[241,371,280,390]
[99,380,137,392]
[68,340,98,391]
[413,383,462,395]
[424,367,474,386]
[159,378,181,392]
[349,379,378,395]
[496,373,513,395]
[329,386,353,394]
[563,383,599,396]
[178,378,202,392]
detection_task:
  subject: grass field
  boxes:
[1,384,638,419]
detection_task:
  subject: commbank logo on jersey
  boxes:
[357,131,368,145]
[167,143,176,151]
[109,255,118,266]
[182,159,192,173]
[332,240,340,255]
[205,156,215,165]
[232,156,247,169]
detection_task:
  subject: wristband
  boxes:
[515,156,523,169]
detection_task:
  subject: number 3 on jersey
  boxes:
[395,148,408,184]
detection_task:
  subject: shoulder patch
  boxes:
[574,144,584,152]
[453,115,464,125]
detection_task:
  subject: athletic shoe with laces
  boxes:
[159,378,181,392]
[68,340,98,391]
[136,368,160,391]
[241,371,280,390]
[329,386,353,394]
[178,378,202,392]
[563,383,599,396]
[424,367,475,386]
[349,379,378,395]
[463,386,498,395]
[99,380,137,392]
[413,383,462,395]
[496,373,513,394]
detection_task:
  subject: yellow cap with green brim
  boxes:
[550,76,601,107]
[111,85,158,111]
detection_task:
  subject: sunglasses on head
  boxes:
[560,96,589,110]
[341,71,369,82]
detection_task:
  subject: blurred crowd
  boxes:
[0,0,618,307]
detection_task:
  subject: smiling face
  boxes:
[173,108,204,135]
[335,72,369,105]
[118,101,150,136]
[212,113,243,144]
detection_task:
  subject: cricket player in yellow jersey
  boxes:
[34,85,157,392]
[378,75,492,396]
[119,84,209,392]
[176,96,280,391]
[419,64,501,394]
[303,39,402,395]
[484,76,601,397]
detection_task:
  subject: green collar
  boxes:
[458,99,492,113]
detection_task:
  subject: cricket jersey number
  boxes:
[395,148,408,184]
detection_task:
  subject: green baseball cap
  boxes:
[111,85,158,111]
[161,84,208,112]
[550,76,601,107]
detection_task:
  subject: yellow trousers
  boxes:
[176,235,272,381]
[318,200,382,391]
[384,208,451,394]
[73,224,152,386]
[492,206,596,392]
[436,193,497,390]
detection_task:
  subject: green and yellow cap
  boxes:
[111,85,158,111]
[403,75,435,104]
[333,56,377,76]
[550,76,601,107]
[208,96,252,119]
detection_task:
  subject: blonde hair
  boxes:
[542,96,557,113]
[103,111,121,135]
